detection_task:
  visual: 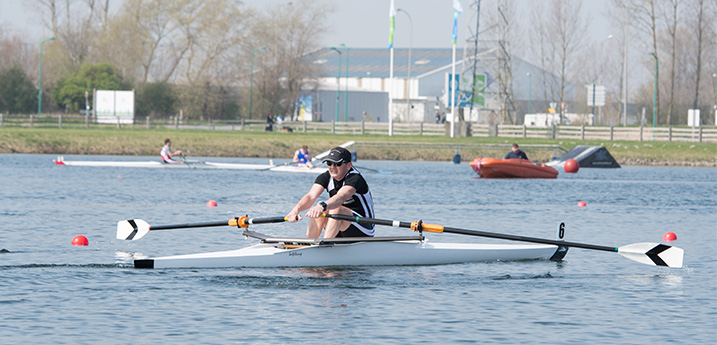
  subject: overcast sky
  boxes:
[1,0,612,50]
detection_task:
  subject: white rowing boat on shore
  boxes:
[117,215,684,270]
[134,231,564,269]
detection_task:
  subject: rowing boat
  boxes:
[470,158,559,179]
[133,230,566,268]
[117,215,684,270]
[53,156,325,173]
[134,231,562,268]
[53,141,355,173]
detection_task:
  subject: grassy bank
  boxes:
[0,127,715,166]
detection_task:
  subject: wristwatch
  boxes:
[319,201,328,211]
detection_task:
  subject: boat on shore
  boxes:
[133,230,566,269]
[470,158,559,179]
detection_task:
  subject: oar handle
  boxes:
[232,216,288,228]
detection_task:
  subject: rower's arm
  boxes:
[287,183,324,221]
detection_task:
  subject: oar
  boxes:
[353,165,392,174]
[323,214,684,268]
[116,216,288,241]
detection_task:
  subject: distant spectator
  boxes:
[504,143,528,160]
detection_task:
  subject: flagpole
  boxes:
[388,0,396,136]
[450,0,462,138]
[389,47,394,136]
[450,43,456,138]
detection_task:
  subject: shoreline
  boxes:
[1,128,715,167]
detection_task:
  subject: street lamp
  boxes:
[340,43,349,122]
[249,46,266,120]
[330,47,342,122]
[526,72,531,115]
[38,37,55,117]
[622,21,628,126]
[649,52,658,129]
[397,8,413,122]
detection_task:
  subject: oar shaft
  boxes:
[151,221,230,231]
[326,214,616,253]
[149,216,287,231]
[440,226,617,253]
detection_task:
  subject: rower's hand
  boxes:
[286,210,302,223]
[305,204,324,218]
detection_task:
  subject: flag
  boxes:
[452,0,463,44]
[388,0,396,49]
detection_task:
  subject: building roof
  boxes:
[308,48,460,79]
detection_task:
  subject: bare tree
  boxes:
[662,0,683,125]
[248,0,333,119]
[627,0,661,124]
[529,0,587,122]
[690,0,705,111]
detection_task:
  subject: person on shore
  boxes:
[160,139,183,164]
[286,147,375,239]
[292,145,314,168]
[505,143,528,160]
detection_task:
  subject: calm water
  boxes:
[1,154,715,344]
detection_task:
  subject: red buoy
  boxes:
[564,159,579,173]
[577,201,587,207]
[71,235,89,246]
[663,232,677,242]
[207,200,218,207]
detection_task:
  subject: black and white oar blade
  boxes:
[617,243,684,268]
[117,219,150,241]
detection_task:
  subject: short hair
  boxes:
[165,139,171,144]
[512,144,519,148]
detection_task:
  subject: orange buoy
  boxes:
[207,200,218,207]
[564,159,579,173]
[71,235,89,246]
[663,232,677,242]
[577,201,586,207]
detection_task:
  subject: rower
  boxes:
[160,139,183,164]
[286,146,375,239]
[292,145,314,168]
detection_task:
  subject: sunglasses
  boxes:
[326,161,344,167]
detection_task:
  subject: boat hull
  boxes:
[470,158,559,179]
[54,158,325,173]
[134,241,562,268]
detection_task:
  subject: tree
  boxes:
[135,82,177,118]
[52,62,131,112]
[529,0,588,122]
[0,65,37,114]
[248,0,333,119]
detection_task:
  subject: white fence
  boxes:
[1,114,715,143]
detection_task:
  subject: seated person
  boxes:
[505,143,528,160]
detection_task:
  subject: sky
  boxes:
[1,0,612,51]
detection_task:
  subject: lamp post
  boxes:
[330,47,342,122]
[649,52,658,129]
[622,19,628,126]
[38,37,55,117]
[397,8,413,122]
[249,46,266,120]
[340,43,349,122]
[526,72,531,115]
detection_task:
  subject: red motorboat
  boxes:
[470,158,559,179]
